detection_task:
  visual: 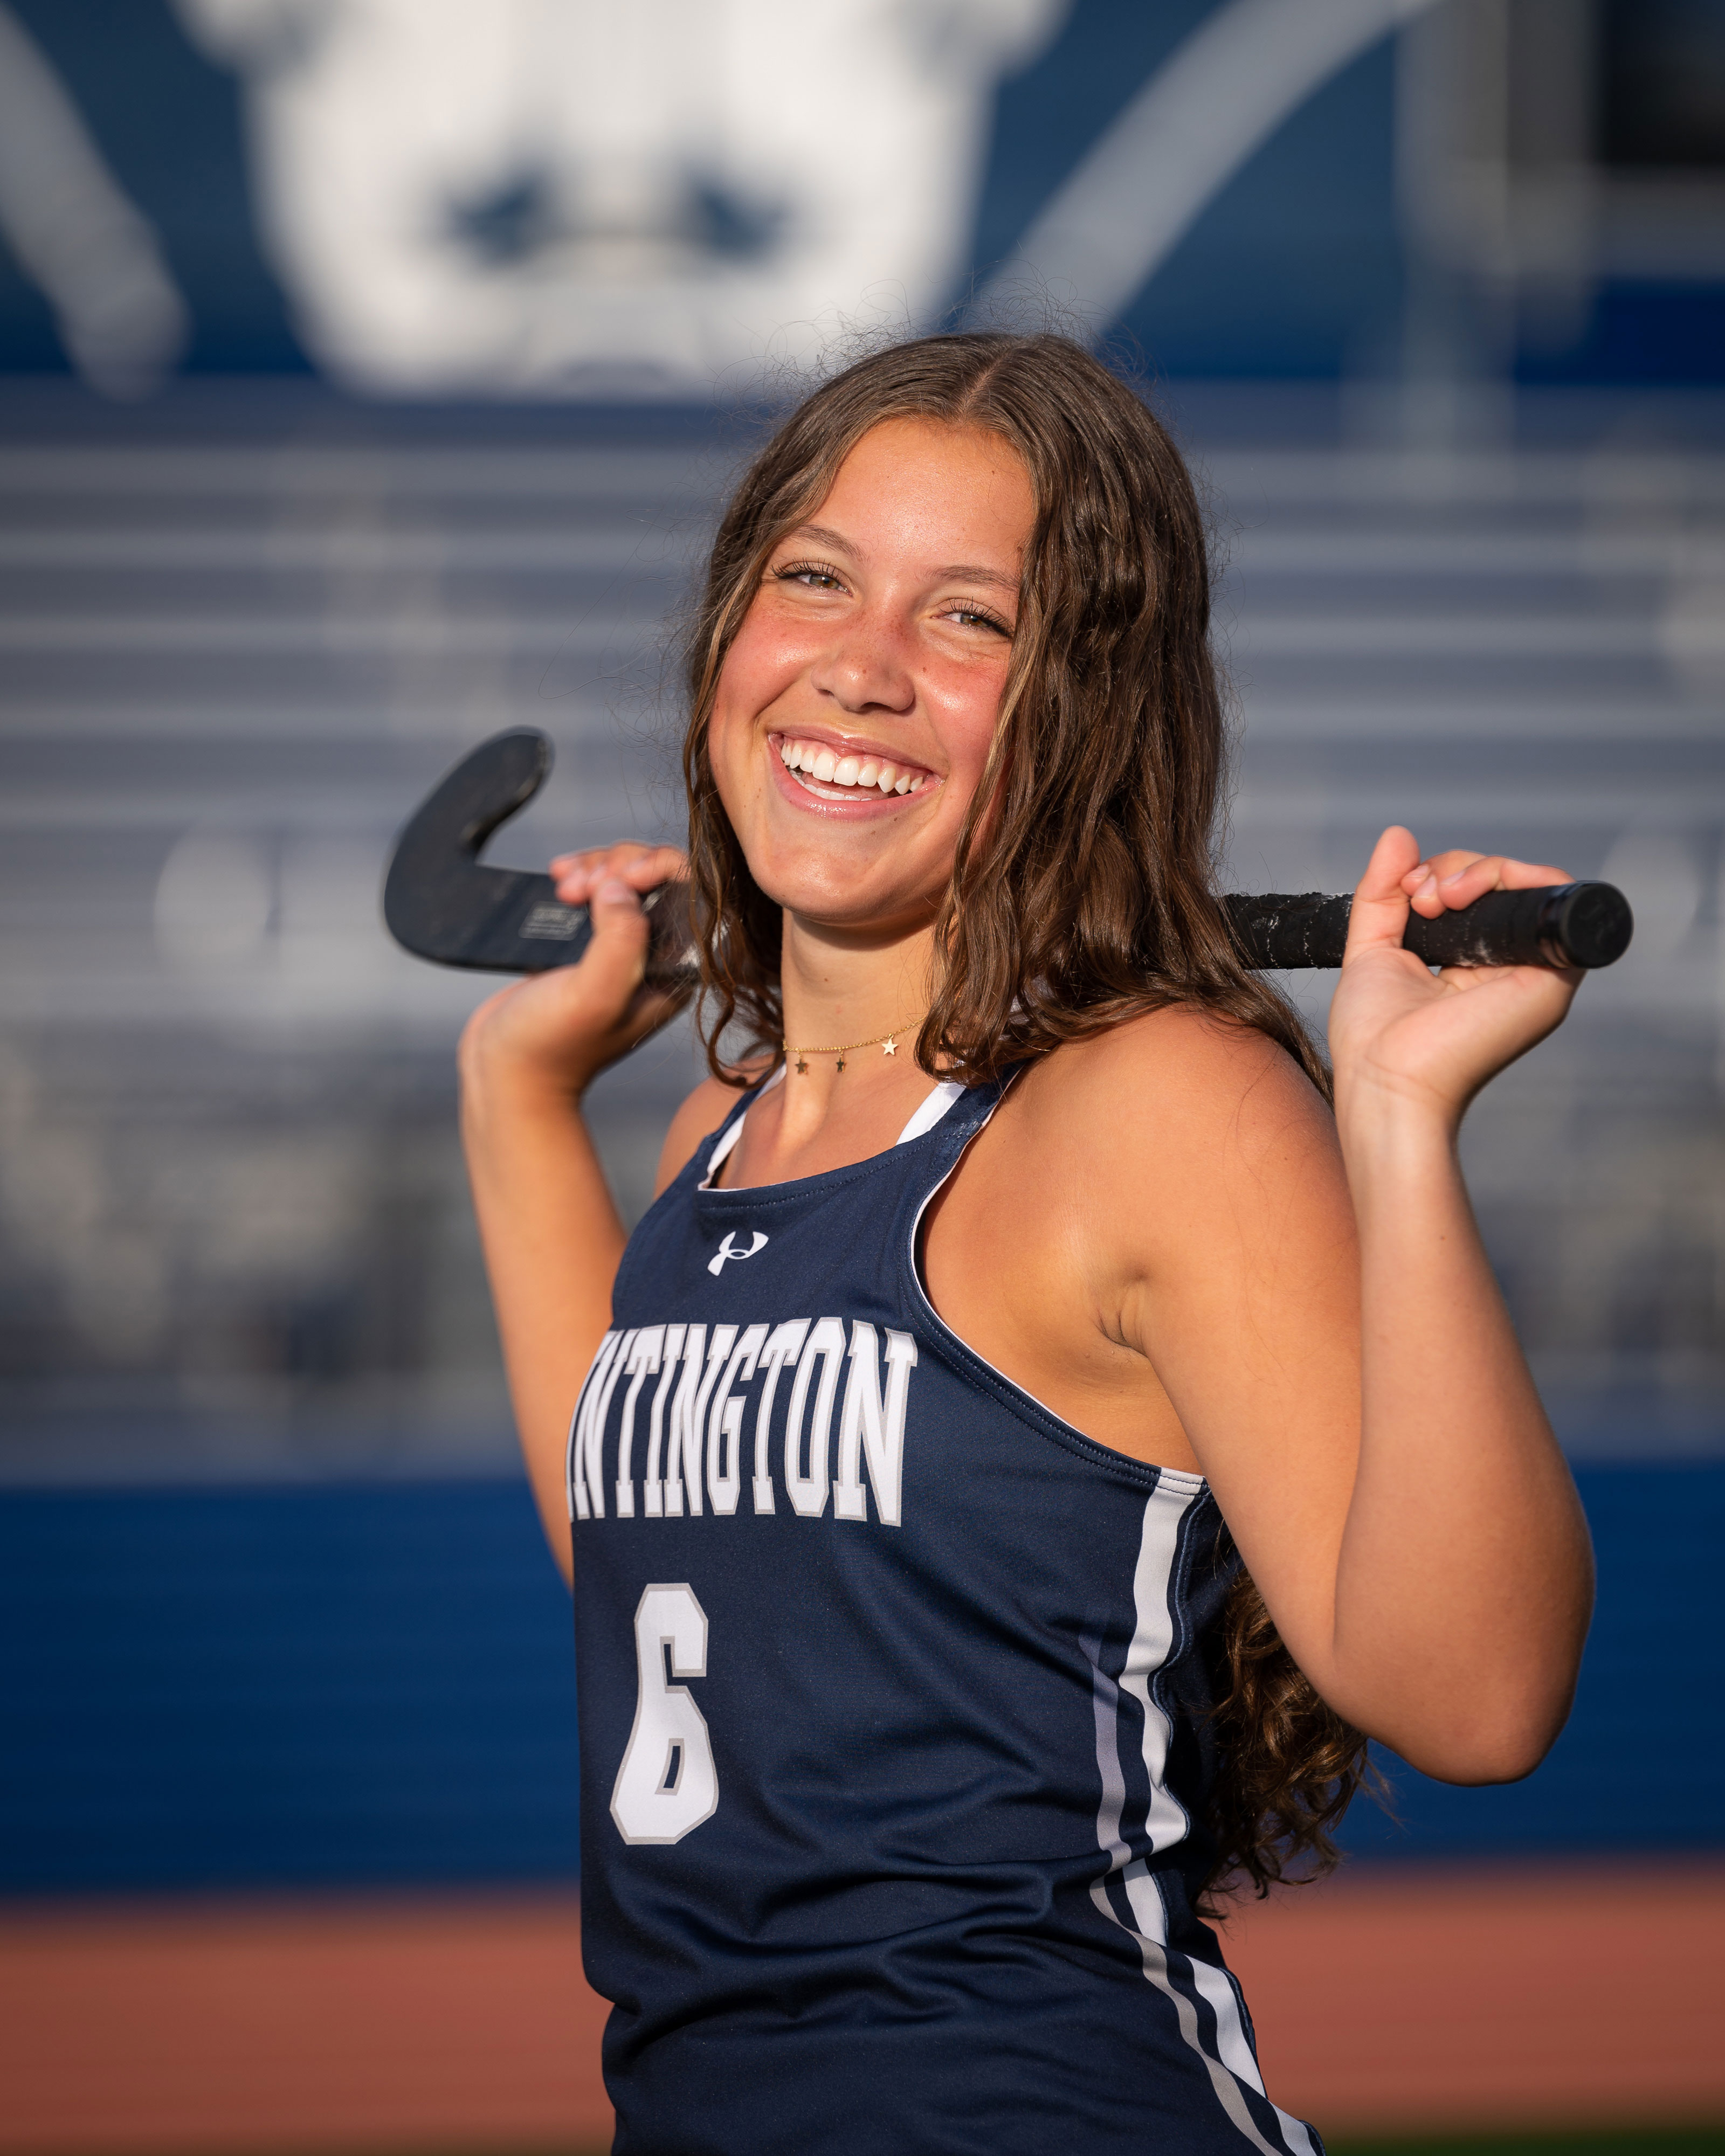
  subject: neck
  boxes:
[777,915,934,1059]
[734,914,940,1162]
[779,918,932,1044]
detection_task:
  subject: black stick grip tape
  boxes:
[1226,883,1633,971]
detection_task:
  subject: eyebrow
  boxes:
[784,523,1019,595]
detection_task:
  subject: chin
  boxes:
[741,850,926,936]
[752,867,882,927]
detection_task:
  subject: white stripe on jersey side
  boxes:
[1087,1476,1317,2156]
[1121,1470,1202,1854]
[566,1330,620,1523]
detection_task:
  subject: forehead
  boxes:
[800,417,1035,573]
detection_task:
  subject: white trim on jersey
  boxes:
[1121,1471,1201,1855]
[1087,1481,1319,2156]
[893,1079,967,1144]
[701,1074,966,1187]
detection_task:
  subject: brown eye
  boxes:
[775,559,846,592]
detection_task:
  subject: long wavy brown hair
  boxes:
[679,331,1374,1903]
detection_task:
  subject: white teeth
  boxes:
[776,737,930,797]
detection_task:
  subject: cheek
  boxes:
[707,629,773,776]
[714,603,806,720]
[927,658,1010,792]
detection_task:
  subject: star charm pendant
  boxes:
[881,1037,898,1056]
[835,1057,846,1074]
[794,1056,808,1075]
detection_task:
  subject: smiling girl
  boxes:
[459,335,1593,2156]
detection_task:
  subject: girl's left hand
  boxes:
[1327,825,1582,1128]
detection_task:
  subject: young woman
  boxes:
[460,335,1593,2155]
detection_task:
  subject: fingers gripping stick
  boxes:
[381,730,1633,981]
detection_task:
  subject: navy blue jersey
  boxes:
[568,1074,1322,2155]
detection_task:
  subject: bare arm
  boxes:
[458,842,705,1577]
[1322,830,1595,1775]
[1101,830,1592,1782]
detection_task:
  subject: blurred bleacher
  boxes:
[0,379,1719,1489]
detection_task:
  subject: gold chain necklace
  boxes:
[783,1016,924,1076]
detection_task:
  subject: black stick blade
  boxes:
[381,729,696,991]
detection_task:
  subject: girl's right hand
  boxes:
[459,842,690,1096]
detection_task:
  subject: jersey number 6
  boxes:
[610,1584,719,1845]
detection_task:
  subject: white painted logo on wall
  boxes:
[174,0,1069,395]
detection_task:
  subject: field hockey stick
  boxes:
[382,729,1633,981]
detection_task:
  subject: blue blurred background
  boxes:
[1,0,1721,1904]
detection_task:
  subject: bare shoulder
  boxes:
[653,1067,767,1196]
[1023,1003,1331,1152]
[1007,1005,1344,1261]
[929,1002,1354,1466]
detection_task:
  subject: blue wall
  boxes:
[1,0,305,375]
[1,1464,1719,1897]
[1,1,1719,386]
[980,4,1405,380]
[0,1481,579,1894]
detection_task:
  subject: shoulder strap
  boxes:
[895,1079,966,1144]
[915,1070,1016,1161]
[698,1067,783,1185]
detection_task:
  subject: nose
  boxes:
[808,608,915,717]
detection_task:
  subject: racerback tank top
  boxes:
[567,1074,1323,2156]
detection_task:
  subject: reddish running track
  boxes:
[1227,1859,1725,2134]
[1,1861,1719,2152]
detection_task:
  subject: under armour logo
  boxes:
[707,1231,769,1276]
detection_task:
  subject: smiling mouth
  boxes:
[774,734,934,801]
